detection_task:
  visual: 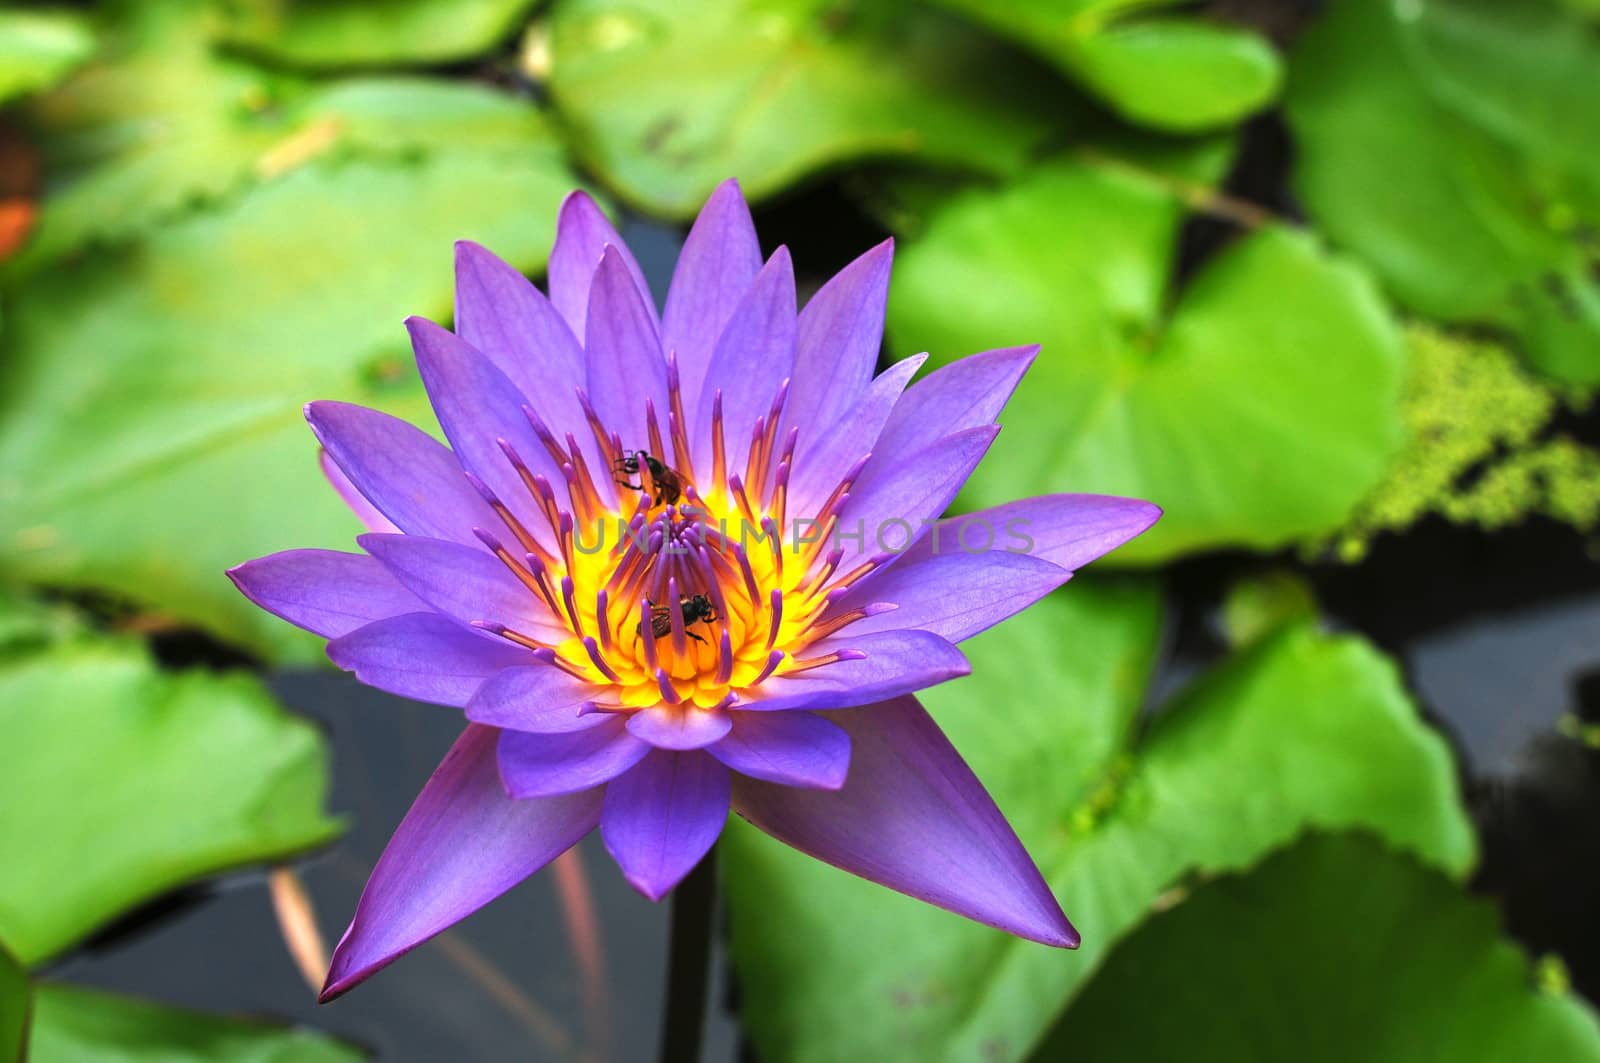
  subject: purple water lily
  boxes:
[229,180,1158,1000]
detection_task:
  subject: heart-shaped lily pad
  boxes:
[885,153,1406,564]
[1285,0,1600,384]
[927,0,1281,131]
[546,0,1071,217]
[1042,832,1600,1061]
[724,579,1474,1062]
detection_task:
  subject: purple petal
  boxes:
[548,190,658,341]
[601,751,730,901]
[585,246,670,448]
[227,549,426,640]
[835,426,999,567]
[733,696,1076,947]
[498,718,651,798]
[788,354,925,520]
[320,450,398,533]
[406,316,562,550]
[326,612,540,708]
[307,401,497,547]
[827,550,1071,644]
[911,495,1162,573]
[453,241,604,475]
[662,178,763,413]
[709,711,849,789]
[784,239,893,437]
[357,533,568,645]
[863,346,1036,481]
[692,247,796,476]
[467,665,609,733]
[321,724,601,1000]
[742,629,969,713]
[626,704,734,751]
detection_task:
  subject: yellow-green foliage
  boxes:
[1319,326,1600,561]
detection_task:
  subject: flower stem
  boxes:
[657,846,717,1063]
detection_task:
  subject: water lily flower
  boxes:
[229,181,1158,1000]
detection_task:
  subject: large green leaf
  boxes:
[1285,0,1600,384]
[0,942,29,1063]
[885,154,1406,564]
[12,0,561,274]
[725,581,1475,1063]
[0,9,95,105]
[1042,832,1600,1061]
[28,984,362,1063]
[929,0,1280,131]
[545,0,1070,217]
[0,83,578,662]
[217,0,540,68]
[0,637,340,965]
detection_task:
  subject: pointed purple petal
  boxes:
[357,533,568,644]
[863,346,1036,480]
[691,247,796,475]
[709,711,849,789]
[828,550,1071,644]
[406,316,562,550]
[498,719,651,798]
[549,190,657,340]
[835,425,999,568]
[784,239,893,435]
[227,549,427,640]
[913,495,1162,573]
[733,696,1076,947]
[321,724,601,1000]
[307,401,496,547]
[467,665,609,733]
[742,629,969,713]
[626,704,733,751]
[788,354,925,520]
[320,449,398,533]
[326,612,540,708]
[453,241,601,470]
[662,178,762,413]
[585,246,670,447]
[601,751,730,901]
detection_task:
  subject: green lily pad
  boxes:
[28,983,362,1063]
[0,9,95,105]
[0,83,578,662]
[1285,0,1600,384]
[886,154,1406,564]
[546,0,1071,217]
[12,0,564,275]
[217,0,540,68]
[725,580,1474,1063]
[1042,832,1600,1061]
[0,636,340,965]
[929,0,1280,131]
[0,942,29,1063]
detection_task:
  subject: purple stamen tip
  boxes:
[471,526,503,551]
[655,669,681,704]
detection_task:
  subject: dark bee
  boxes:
[613,450,684,506]
[638,594,719,644]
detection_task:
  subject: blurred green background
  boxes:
[1,0,1598,1060]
